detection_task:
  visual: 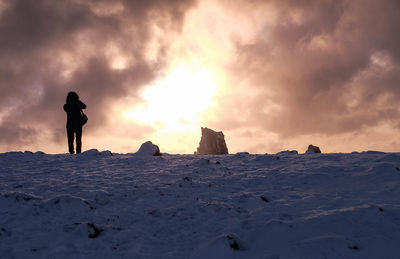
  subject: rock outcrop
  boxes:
[135,141,161,156]
[195,127,228,155]
[305,144,321,154]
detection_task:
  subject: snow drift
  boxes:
[0,150,400,258]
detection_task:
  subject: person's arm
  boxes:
[63,103,68,112]
[80,101,87,109]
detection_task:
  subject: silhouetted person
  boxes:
[63,92,86,154]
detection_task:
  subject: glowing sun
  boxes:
[124,63,217,130]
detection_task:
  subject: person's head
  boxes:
[66,91,79,103]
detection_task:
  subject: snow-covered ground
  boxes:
[1,149,400,258]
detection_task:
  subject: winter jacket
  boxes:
[63,100,86,128]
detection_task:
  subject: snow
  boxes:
[1,150,400,258]
[134,141,161,156]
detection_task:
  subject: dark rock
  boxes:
[87,222,101,239]
[305,144,321,154]
[226,235,240,251]
[195,127,228,155]
[349,244,359,250]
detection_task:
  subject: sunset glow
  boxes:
[124,62,217,130]
[1,0,400,154]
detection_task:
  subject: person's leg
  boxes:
[76,126,82,154]
[67,126,75,154]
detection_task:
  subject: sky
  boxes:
[1,0,400,154]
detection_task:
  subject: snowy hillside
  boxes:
[1,150,400,258]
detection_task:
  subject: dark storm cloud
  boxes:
[220,0,400,137]
[0,0,197,149]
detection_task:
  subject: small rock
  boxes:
[87,222,101,239]
[305,144,321,154]
[349,244,359,250]
[226,235,240,251]
[135,141,161,156]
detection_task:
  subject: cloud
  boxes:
[0,0,198,151]
[211,0,400,141]
[1,0,399,153]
